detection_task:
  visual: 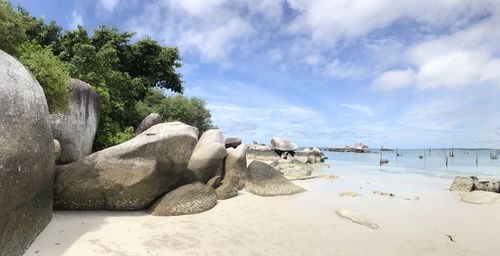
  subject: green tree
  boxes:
[137,88,215,134]
[18,41,70,113]
[0,0,26,56]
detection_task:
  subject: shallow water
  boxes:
[321,149,500,180]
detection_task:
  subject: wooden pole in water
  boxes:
[476,152,478,167]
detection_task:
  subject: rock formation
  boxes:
[135,113,162,136]
[148,183,217,216]
[245,161,305,196]
[0,50,55,255]
[50,78,100,164]
[54,122,199,210]
[216,145,247,199]
[225,137,242,148]
[187,129,227,183]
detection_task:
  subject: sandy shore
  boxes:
[25,170,500,256]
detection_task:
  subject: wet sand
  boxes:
[25,171,500,256]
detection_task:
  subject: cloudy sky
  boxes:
[14,0,500,148]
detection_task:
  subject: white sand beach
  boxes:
[25,170,500,256]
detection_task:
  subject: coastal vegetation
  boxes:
[0,0,214,150]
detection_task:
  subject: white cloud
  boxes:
[69,9,84,29]
[339,103,374,115]
[99,0,121,13]
[372,69,415,91]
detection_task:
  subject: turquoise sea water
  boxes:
[321,149,500,180]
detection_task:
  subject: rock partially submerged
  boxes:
[459,191,500,205]
[0,50,55,255]
[135,113,162,136]
[296,147,325,163]
[335,209,379,230]
[148,183,217,216]
[50,78,100,164]
[245,161,305,196]
[54,122,199,210]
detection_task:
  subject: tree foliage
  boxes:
[137,88,215,134]
[0,0,215,150]
[18,41,70,112]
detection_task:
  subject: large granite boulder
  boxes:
[271,137,298,152]
[450,176,478,192]
[275,158,313,178]
[148,183,217,216]
[475,180,500,193]
[246,148,280,162]
[216,145,247,199]
[0,50,55,255]
[245,161,305,196]
[225,137,242,148]
[54,122,199,210]
[135,113,162,136]
[187,129,227,183]
[296,147,325,163]
[50,78,100,164]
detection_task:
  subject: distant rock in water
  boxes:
[135,113,162,136]
[50,78,100,164]
[0,50,55,255]
[54,122,199,210]
[148,183,217,216]
[245,161,305,196]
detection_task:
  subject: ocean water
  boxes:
[321,149,500,180]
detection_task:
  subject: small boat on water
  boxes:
[418,155,423,159]
[380,158,389,165]
[490,151,500,159]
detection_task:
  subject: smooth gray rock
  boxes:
[207,175,222,189]
[148,183,217,216]
[275,158,313,178]
[54,122,199,210]
[54,139,61,163]
[50,78,100,164]
[216,145,247,199]
[0,50,55,256]
[245,161,305,196]
[187,129,227,183]
[475,180,500,193]
[225,137,242,148]
[296,147,325,163]
[450,176,478,192]
[246,149,280,162]
[271,137,298,152]
[135,113,162,136]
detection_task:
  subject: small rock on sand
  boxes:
[335,209,379,230]
[373,191,395,197]
[339,191,360,197]
[322,174,339,181]
[459,191,500,205]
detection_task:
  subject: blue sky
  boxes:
[13,0,500,148]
